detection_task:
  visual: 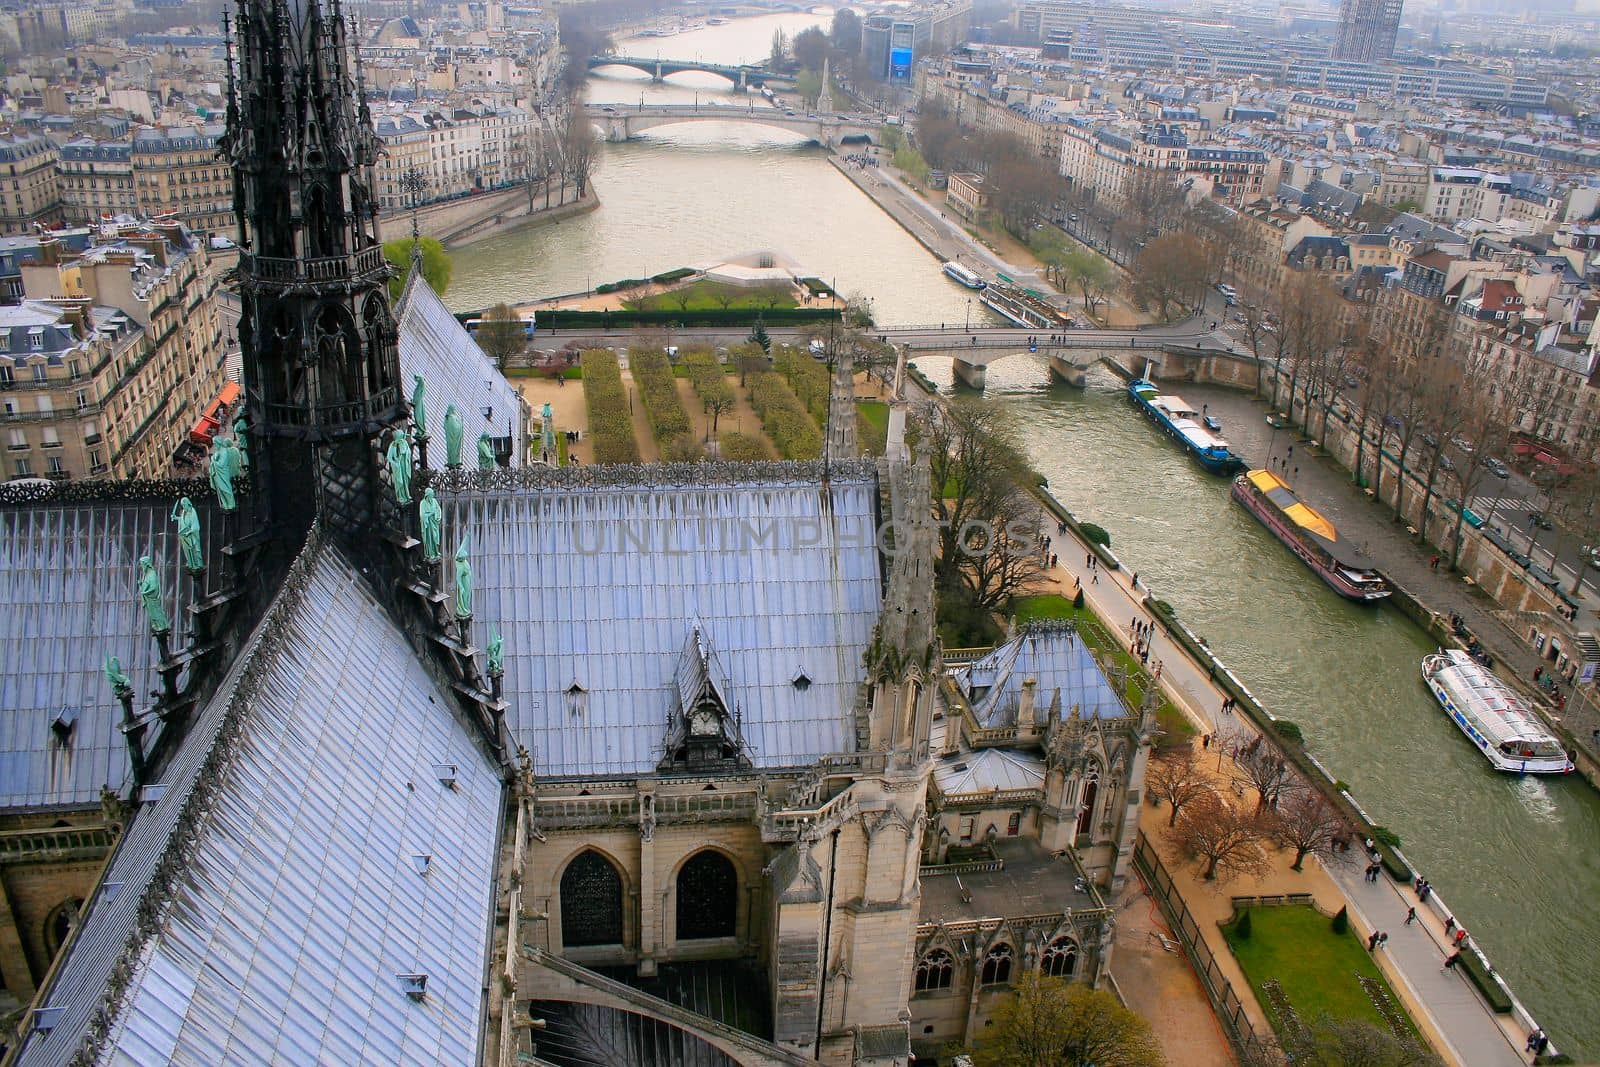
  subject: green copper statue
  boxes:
[418,487,443,563]
[444,404,465,467]
[208,437,236,512]
[477,431,496,472]
[411,374,428,439]
[232,415,249,470]
[171,496,203,571]
[104,655,132,697]
[386,428,413,505]
[138,556,169,634]
[454,536,473,619]
[486,628,503,676]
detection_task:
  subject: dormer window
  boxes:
[565,681,587,717]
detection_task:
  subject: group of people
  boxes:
[1084,551,1101,584]
[843,152,877,168]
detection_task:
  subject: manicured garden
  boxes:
[1223,905,1420,1043]
[579,349,640,464]
[624,279,798,313]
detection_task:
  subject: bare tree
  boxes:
[1266,786,1350,871]
[1147,745,1211,827]
[1131,233,1208,321]
[1284,1015,1443,1067]
[1232,739,1295,814]
[560,91,596,199]
[1169,790,1272,882]
[476,303,526,370]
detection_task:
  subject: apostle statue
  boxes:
[418,487,443,563]
[138,556,169,634]
[171,496,203,571]
[444,404,465,468]
[386,427,413,505]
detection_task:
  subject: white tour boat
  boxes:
[1421,650,1573,774]
[942,261,986,290]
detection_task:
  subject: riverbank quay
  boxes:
[1183,381,1600,789]
[1034,514,1549,1066]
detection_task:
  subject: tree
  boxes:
[476,303,526,370]
[972,974,1164,1067]
[924,400,1049,617]
[702,390,734,440]
[733,342,768,386]
[1232,739,1295,813]
[1147,745,1210,826]
[560,93,596,199]
[1169,790,1272,882]
[382,237,452,303]
[791,26,829,72]
[1266,786,1350,871]
[830,8,862,57]
[1283,1015,1442,1067]
[1122,169,1188,237]
[1131,233,1207,322]
[770,27,788,68]
[1061,248,1114,318]
[748,317,771,354]
[1029,226,1071,287]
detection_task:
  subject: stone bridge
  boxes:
[586,102,880,149]
[878,322,1248,389]
[589,54,773,89]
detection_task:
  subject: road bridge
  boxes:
[585,102,880,149]
[589,54,773,89]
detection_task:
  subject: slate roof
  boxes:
[0,499,221,812]
[395,269,526,468]
[952,626,1127,729]
[440,466,883,777]
[16,538,501,1067]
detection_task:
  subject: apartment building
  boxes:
[9,219,227,480]
[58,139,137,224]
[0,131,63,236]
[372,105,537,206]
[129,124,234,236]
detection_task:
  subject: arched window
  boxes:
[1041,937,1078,978]
[560,850,624,947]
[676,850,738,941]
[1076,773,1100,838]
[43,899,82,956]
[980,943,1013,985]
[914,949,954,992]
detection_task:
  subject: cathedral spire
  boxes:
[225,0,403,542]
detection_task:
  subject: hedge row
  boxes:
[592,268,694,293]
[719,431,771,461]
[684,348,734,409]
[748,371,821,460]
[774,344,831,425]
[629,347,692,448]
[536,307,840,330]
[579,349,640,465]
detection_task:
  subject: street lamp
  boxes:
[965,299,972,332]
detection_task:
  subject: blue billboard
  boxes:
[890,45,913,80]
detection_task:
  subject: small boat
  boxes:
[1203,414,1222,432]
[1232,469,1390,601]
[979,283,1072,330]
[708,17,729,24]
[943,261,986,290]
[1128,379,1243,474]
[1421,650,1574,774]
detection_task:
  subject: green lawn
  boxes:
[856,400,888,455]
[624,279,797,312]
[1224,906,1419,1041]
[1014,594,1195,745]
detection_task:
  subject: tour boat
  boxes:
[1231,469,1391,601]
[1421,650,1574,774]
[942,261,986,290]
[708,17,730,25]
[1127,379,1243,475]
[979,283,1072,330]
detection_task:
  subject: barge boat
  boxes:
[1128,379,1243,474]
[1232,469,1391,601]
[1421,649,1574,774]
[979,283,1072,331]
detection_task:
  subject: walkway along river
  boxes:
[442,56,1600,1058]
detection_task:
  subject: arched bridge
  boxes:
[585,102,881,149]
[589,54,772,89]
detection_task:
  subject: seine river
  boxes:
[445,14,1600,1054]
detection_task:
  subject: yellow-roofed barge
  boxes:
[1232,469,1392,601]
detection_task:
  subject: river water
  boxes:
[445,21,1600,1055]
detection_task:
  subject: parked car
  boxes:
[1483,456,1510,478]
[1528,511,1554,530]
[1451,435,1474,454]
[1420,432,1438,448]
[1440,455,1455,471]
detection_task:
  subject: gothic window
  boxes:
[1041,937,1078,978]
[676,850,737,941]
[43,899,82,956]
[914,949,954,992]
[1076,772,1100,838]
[1006,812,1021,836]
[560,850,624,947]
[980,943,1013,986]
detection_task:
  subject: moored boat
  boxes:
[979,283,1072,330]
[942,261,986,290]
[1127,379,1243,474]
[1421,650,1574,774]
[1232,469,1390,601]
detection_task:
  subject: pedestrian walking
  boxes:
[1154,661,1163,680]
[1454,928,1468,947]
[1526,1029,1545,1054]
[1050,553,1058,568]
[1131,571,1139,587]
[1430,554,1441,570]
[1091,570,1098,584]
[1087,552,1093,568]
[1443,951,1462,971]
[1203,733,1212,749]
[1367,931,1381,951]
[1404,906,1416,925]
[1419,881,1431,902]
[1377,932,1388,948]
[1444,914,1455,934]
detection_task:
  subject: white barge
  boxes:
[1421,649,1573,774]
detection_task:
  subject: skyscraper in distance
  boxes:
[1334,0,1404,63]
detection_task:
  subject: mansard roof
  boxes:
[953,624,1127,729]
[395,269,527,468]
[16,538,501,1067]
[437,462,884,778]
[0,494,223,812]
